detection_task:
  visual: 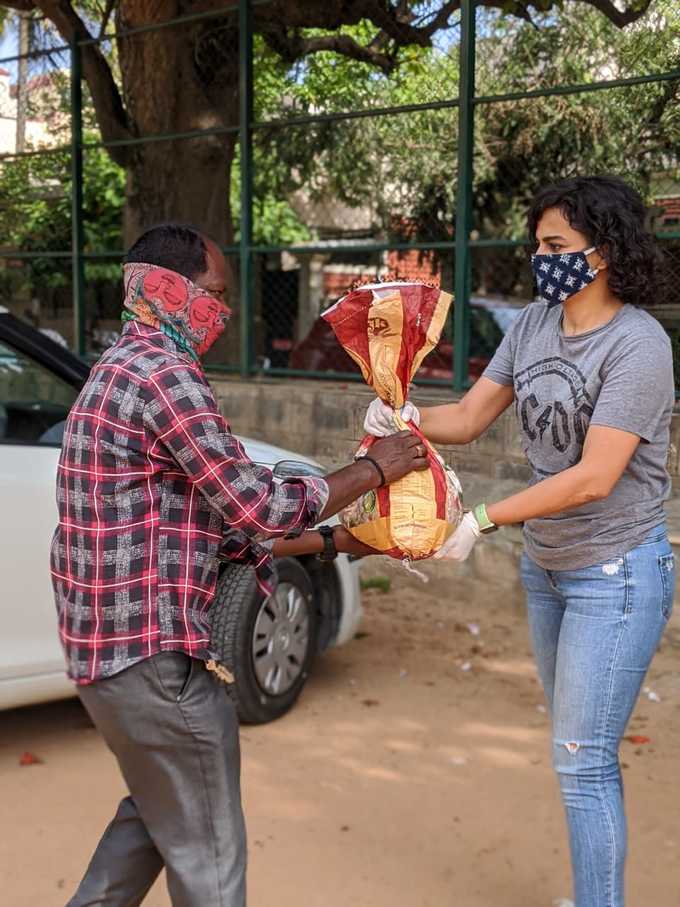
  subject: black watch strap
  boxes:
[318,525,338,562]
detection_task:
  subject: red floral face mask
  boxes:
[123,262,232,357]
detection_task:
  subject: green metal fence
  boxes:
[0,0,678,390]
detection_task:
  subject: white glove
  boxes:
[433,511,481,562]
[363,397,421,437]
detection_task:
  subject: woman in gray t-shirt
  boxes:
[364,175,674,907]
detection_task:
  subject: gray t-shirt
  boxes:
[484,302,674,570]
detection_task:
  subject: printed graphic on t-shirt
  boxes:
[514,356,594,477]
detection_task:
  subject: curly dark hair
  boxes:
[527,175,665,309]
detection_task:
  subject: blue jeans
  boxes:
[521,524,675,907]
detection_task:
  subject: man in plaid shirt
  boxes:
[53,224,426,907]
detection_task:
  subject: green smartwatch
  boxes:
[472,503,499,535]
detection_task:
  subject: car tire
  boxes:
[210,557,317,725]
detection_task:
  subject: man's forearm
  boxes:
[272,526,381,559]
[272,532,325,557]
[318,459,380,521]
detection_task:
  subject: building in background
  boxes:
[0,68,60,154]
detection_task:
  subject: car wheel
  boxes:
[210,557,317,725]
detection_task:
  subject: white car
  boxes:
[0,308,362,723]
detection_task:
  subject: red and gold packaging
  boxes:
[323,281,463,560]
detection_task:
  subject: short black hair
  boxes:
[125,223,209,282]
[527,175,665,309]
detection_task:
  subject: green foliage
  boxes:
[81,141,126,273]
[360,575,391,593]
[0,149,72,290]
[0,0,676,289]
[230,143,312,246]
[0,129,124,293]
[251,0,678,257]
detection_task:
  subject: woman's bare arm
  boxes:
[418,377,515,445]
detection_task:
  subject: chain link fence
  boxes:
[0,0,677,386]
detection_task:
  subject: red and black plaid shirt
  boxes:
[51,321,328,684]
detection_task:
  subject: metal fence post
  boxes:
[239,0,254,378]
[453,0,476,393]
[70,38,86,357]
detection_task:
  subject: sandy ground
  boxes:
[2,560,679,907]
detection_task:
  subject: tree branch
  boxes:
[0,0,38,11]
[261,0,654,53]
[475,0,533,23]
[354,0,459,47]
[32,0,132,164]
[576,0,654,27]
[97,0,116,40]
[261,27,398,73]
[641,69,679,133]
[258,0,531,69]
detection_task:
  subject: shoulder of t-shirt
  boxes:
[600,307,673,389]
[505,300,554,337]
[615,305,671,353]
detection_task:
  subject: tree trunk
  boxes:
[15,12,30,153]
[122,134,237,247]
[116,0,240,250]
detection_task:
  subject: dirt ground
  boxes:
[2,559,679,907]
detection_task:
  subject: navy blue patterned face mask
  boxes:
[531,246,599,308]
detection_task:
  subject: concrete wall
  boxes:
[209,376,516,474]
[209,374,680,605]
[210,374,680,493]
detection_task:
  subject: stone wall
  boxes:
[210,376,524,475]
[210,373,680,494]
[209,374,680,602]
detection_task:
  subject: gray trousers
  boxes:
[68,652,247,907]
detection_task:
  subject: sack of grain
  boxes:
[323,281,463,560]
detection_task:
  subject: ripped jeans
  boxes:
[521,524,675,907]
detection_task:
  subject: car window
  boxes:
[0,339,78,445]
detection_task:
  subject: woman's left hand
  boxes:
[364,397,421,437]
[433,512,481,562]
[332,525,382,559]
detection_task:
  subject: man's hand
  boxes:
[332,525,382,558]
[364,397,421,437]
[319,430,428,522]
[433,512,481,562]
[368,430,429,484]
